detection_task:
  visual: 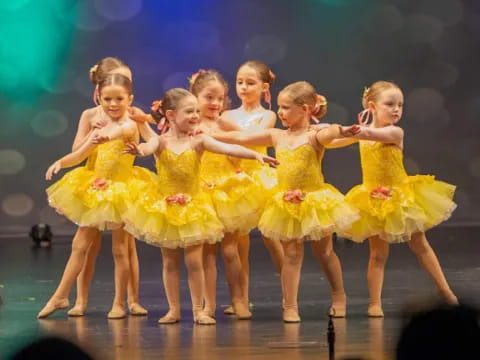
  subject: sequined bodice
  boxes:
[157,149,200,196]
[200,151,236,182]
[92,140,134,180]
[276,144,324,191]
[360,141,407,187]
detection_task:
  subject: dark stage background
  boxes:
[1,0,479,233]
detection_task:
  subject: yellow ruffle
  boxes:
[204,172,266,234]
[47,166,155,230]
[258,184,359,242]
[123,190,223,248]
[344,175,456,243]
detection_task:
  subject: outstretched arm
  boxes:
[211,128,275,147]
[353,125,404,145]
[200,135,278,167]
[123,136,160,157]
[315,124,360,146]
[72,109,95,151]
[46,132,97,180]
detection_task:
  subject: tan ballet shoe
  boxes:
[107,309,127,319]
[37,299,69,319]
[194,311,216,325]
[223,305,235,315]
[158,311,181,324]
[129,303,148,316]
[67,305,86,317]
[367,304,384,318]
[233,302,252,320]
[328,306,346,318]
[283,307,301,323]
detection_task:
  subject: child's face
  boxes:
[236,65,265,104]
[197,80,225,119]
[277,92,305,128]
[99,85,132,120]
[170,95,201,132]
[109,66,132,82]
[370,88,404,126]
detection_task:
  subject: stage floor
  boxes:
[1,226,479,359]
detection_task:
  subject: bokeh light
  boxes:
[31,110,69,138]
[0,150,26,175]
[2,194,34,217]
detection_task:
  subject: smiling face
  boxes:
[277,92,307,128]
[167,95,200,133]
[196,80,225,119]
[99,84,133,120]
[369,87,404,126]
[236,65,267,104]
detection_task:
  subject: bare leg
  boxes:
[408,232,457,304]
[125,233,147,315]
[108,229,129,319]
[281,240,304,323]
[367,236,390,317]
[263,236,284,275]
[203,243,217,317]
[158,247,181,324]
[222,233,251,319]
[237,233,250,304]
[310,235,347,317]
[37,227,97,318]
[68,230,102,316]
[185,244,215,325]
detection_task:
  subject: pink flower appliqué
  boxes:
[166,193,192,206]
[283,189,305,203]
[370,186,393,200]
[91,177,109,191]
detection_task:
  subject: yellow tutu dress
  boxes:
[259,143,359,242]
[124,148,224,248]
[47,139,156,230]
[344,141,457,243]
[199,151,266,235]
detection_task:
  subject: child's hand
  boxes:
[92,130,110,144]
[45,161,62,180]
[256,154,279,168]
[129,106,147,123]
[340,124,361,137]
[123,142,144,156]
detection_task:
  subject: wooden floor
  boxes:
[1,226,479,359]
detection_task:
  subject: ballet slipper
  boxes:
[107,304,127,319]
[328,292,347,318]
[37,298,69,319]
[129,303,148,316]
[223,305,235,315]
[158,311,181,324]
[367,304,384,318]
[440,290,458,305]
[283,306,301,323]
[194,311,216,325]
[233,302,252,320]
[67,305,86,317]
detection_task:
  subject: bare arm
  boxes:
[137,122,157,142]
[218,117,242,131]
[72,109,94,151]
[199,135,278,166]
[46,132,96,180]
[124,136,160,157]
[315,124,360,146]
[211,128,276,147]
[354,125,404,145]
[325,138,359,149]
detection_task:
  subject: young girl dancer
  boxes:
[189,70,266,319]
[334,81,458,317]
[213,81,360,322]
[221,61,283,315]
[38,74,153,319]
[68,57,153,317]
[123,88,278,324]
